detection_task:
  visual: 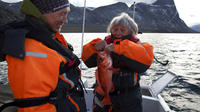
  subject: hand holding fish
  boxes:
[105,43,114,54]
[94,40,107,51]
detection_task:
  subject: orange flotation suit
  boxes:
[82,34,154,112]
[0,19,86,112]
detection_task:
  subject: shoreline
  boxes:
[60,25,199,33]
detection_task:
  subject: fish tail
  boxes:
[102,95,112,105]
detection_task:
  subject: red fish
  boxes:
[95,51,116,105]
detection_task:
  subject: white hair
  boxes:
[107,13,138,35]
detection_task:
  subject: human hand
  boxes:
[94,40,107,51]
[105,43,114,54]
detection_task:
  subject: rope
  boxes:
[154,56,169,66]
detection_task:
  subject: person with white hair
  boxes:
[82,13,154,112]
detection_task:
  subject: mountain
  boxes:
[0,0,196,33]
[131,0,193,32]
[0,0,21,14]
[67,0,195,33]
[190,24,200,32]
[0,0,23,24]
[69,0,194,32]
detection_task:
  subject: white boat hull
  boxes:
[84,87,171,112]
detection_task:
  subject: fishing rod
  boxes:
[132,2,136,19]
[132,2,142,34]
[80,0,87,70]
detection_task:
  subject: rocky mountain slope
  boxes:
[0,0,196,33]
[0,0,23,24]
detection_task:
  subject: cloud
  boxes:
[174,0,200,26]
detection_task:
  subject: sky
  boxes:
[2,0,200,27]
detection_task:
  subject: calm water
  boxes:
[0,33,200,112]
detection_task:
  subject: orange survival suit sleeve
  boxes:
[81,38,102,68]
[112,39,154,73]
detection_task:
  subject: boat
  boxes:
[83,71,177,112]
[0,71,176,112]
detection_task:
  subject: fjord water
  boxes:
[0,33,199,112]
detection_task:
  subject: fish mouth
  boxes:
[99,57,104,62]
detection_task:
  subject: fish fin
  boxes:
[108,67,120,74]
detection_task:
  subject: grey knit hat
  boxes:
[31,0,70,14]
